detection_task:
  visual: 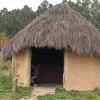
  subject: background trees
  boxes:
[0,32,8,49]
[0,6,35,36]
[0,0,100,38]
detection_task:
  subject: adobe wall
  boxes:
[12,48,31,87]
[63,50,100,91]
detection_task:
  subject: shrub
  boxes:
[55,85,65,93]
[0,61,12,70]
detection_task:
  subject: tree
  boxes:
[0,32,8,48]
[0,8,8,15]
[35,0,53,17]
[69,0,100,29]
[0,6,36,36]
[91,0,100,28]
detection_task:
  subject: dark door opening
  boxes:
[31,47,64,84]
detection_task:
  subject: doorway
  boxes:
[31,47,64,85]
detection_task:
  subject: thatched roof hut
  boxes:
[3,0,100,60]
[3,0,100,91]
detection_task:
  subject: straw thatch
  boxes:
[3,0,100,60]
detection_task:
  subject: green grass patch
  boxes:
[37,89,100,100]
[0,75,31,100]
[0,61,31,100]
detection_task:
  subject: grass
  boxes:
[0,61,31,100]
[37,88,100,100]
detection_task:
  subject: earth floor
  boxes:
[29,84,57,100]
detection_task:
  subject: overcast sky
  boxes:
[0,0,77,11]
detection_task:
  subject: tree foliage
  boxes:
[0,0,99,38]
[69,0,100,29]
[36,0,53,17]
[0,32,8,48]
[0,6,36,36]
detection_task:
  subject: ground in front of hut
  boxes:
[29,84,55,100]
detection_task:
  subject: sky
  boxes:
[0,0,76,11]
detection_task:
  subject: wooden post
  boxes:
[12,77,17,93]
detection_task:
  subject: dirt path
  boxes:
[29,84,55,100]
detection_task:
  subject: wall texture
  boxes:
[12,48,31,87]
[64,50,100,91]
[12,48,100,89]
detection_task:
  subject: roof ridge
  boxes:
[63,0,67,2]
[62,0,68,6]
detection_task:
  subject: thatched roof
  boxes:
[3,0,100,60]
